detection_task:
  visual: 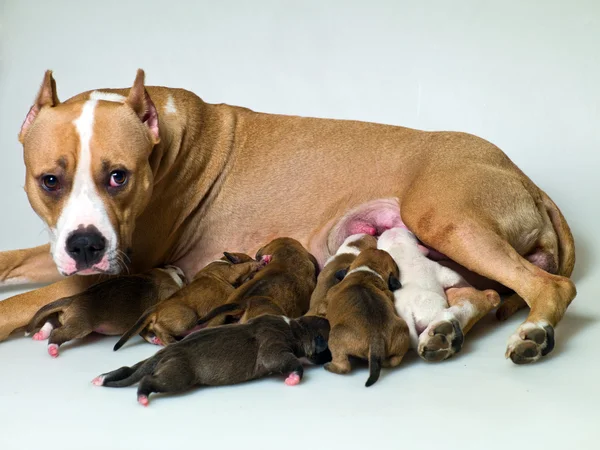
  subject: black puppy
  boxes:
[93,315,331,406]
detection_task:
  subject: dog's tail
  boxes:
[196,303,244,326]
[26,297,73,335]
[113,308,157,351]
[102,358,158,388]
[541,190,576,277]
[365,335,384,387]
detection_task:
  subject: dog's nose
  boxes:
[66,230,107,269]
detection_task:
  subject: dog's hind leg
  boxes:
[0,276,100,342]
[323,325,353,375]
[261,349,304,386]
[0,244,63,287]
[92,360,146,386]
[46,322,90,357]
[136,360,195,406]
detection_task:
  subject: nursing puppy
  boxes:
[26,267,185,357]
[307,233,377,317]
[324,248,408,387]
[93,315,331,406]
[196,237,318,327]
[113,253,264,350]
[378,227,500,360]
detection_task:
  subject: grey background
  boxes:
[1,1,598,449]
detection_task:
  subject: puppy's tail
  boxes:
[196,303,244,326]
[102,358,158,388]
[113,309,156,351]
[365,336,384,387]
[26,297,73,335]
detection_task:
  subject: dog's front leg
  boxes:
[0,244,63,287]
[0,275,100,341]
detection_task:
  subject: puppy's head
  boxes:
[348,248,401,292]
[335,233,378,257]
[20,70,159,276]
[255,237,319,276]
[292,316,332,365]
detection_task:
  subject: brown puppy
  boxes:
[26,267,185,357]
[324,248,408,386]
[93,315,331,406]
[113,252,264,350]
[308,233,378,317]
[196,237,319,327]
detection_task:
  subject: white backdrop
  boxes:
[1,1,599,449]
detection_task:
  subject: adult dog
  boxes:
[0,70,575,364]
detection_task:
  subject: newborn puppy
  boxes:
[26,267,185,357]
[113,253,264,350]
[377,227,499,360]
[93,315,331,406]
[307,233,377,317]
[324,248,408,387]
[197,237,319,327]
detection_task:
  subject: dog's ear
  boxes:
[308,253,321,278]
[19,70,60,142]
[223,252,241,264]
[314,335,328,354]
[126,69,160,145]
[334,268,349,281]
[388,273,402,291]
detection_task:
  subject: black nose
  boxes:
[66,229,107,269]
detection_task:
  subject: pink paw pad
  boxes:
[91,376,105,386]
[138,396,149,407]
[261,255,272,264]
[149,336,163,346]
[47,344,59,358]
[32,332,46,341]
[284,373,301,386]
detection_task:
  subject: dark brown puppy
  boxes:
[308,233,378,317]
[197,237,319,327]
[93,315,331,406]
[26,267,185,357]
[324,248,409,386]
[113,253,264,350]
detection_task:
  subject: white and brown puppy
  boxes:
[378,227,500,361]
[26,267,185,357]
[307,233,378,317]
[324,248,409,387]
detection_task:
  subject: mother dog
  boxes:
[0,70,575,364]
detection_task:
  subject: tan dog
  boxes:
[0,70,576,365]
[308,233,377,317]
[324,248,409,386]
[113,252,263,350]
[196,237,318,327]
[26,267,185,357]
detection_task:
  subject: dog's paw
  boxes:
[47,343,59,358]
[506,321,554,364]
[418,319,464,362]
[324,361,351,375]
[91,375,105,386]
[284,372,302,386]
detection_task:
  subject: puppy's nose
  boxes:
[66,229,107,269]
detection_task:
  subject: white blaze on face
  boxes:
[52,100,118,275]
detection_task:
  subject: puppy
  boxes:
[377,227,500,357]
[307,233,377,317]
[26,267,185,357]
[196,237,319,327]
[324,248,408,387]
[113,253,264,350]
[93,315,331,406]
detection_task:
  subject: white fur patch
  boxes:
[281,316,291,325]
[163,266,186,287]
[89,91,126,102]
[164,95,177,114]
[0,276,30,287]
[345,265,384,281]
[324,233,368,266]
[52,100,118,274]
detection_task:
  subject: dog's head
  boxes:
[19,70,159,276]
[293,315,332,365]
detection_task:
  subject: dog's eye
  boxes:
[41,175,60,192]
[109,170,128,188]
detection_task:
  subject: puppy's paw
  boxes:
[418,319,463,362]
[33,322,54,341]
[149,336,163,346]
[506,321,554,364]
[138,395,150,407]
[324,361,351,375]
[47,343,59,358]
[91,376,105,386]
[284,372,302,386]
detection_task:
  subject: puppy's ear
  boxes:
[223,252,241,264]
[308,253,321,278]
[388,273,402,291]
[334,268,349,281]
[255,246,264,261]
[314,335,328,354]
